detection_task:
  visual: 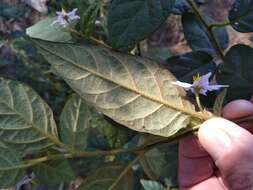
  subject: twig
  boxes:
[209,20,231,29]
[186,0,225,60]
[108,152,145,190]
[68,28,112,49]
[195,94,203,111]
[21,125,200,170]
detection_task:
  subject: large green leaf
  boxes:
[33,159,75,185]
[0,144,25,188]
[78,164,134,190]
[0,78,59,154]
[164,51,215,83]
[172,0,206,14]
[140,144,178,181]
[32,39,200,137]
[143,47,171,63]
[26,17,71,42]
[108,0,176,50]
[182,13,229,55]
[229,0,253,32]
[217,44,253,101]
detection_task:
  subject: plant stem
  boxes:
[186,0,225,60]
[209,20,231,29]
[23,125,200,169]
[67,28,112,49]
[108,152,145,190]
[195,93,203,111]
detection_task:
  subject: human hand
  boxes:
[179,97,253,189]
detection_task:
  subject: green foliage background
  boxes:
[0,0,253,189]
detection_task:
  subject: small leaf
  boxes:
[60,95,92,151]
[81,3,100,36]
[217,44,253,101]
[165,51,215,83]
[32,39,201,138]
[108,0,176,50]
[77,164,134,190]
[229,0,253,32]
[33,159,75,185]
[0,144,25,188]
[0,78,59,154]
[26,17,71,42]
[182,13,229,55]
[141,179,166,190]
[213,89,227,116]
[60,95,134,151]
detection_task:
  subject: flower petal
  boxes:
[193,72,211,88]
[207,85,229,91]
[199,88,208,95]
[171,81,193,89]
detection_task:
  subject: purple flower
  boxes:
[172,72,229,95]
[51,8,80,27]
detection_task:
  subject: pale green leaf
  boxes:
[32,39,202,137]
[60,94,92,150]
[33,159,75,185]
[60,94,134,151]
[0,78,59,154]
[213,89,227,116]
[141,179,166,190]
[0,144,25,188]
[77,164,133,190]
[26,17,71,42]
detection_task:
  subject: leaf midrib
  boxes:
[0,100,59,148]
[34,40,206,121]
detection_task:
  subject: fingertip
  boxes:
[198,118,242,161]
[222,100,253,119]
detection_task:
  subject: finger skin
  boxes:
[222,100,253,120]
[199,118,253,189]
[179,99,253,190]
[179,137,214,187]
[181,177,226,190]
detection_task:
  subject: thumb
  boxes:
[198,118,253,189]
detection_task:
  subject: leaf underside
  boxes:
[33,39,199,137]
[0,78,58,154]
[60,94,92,151]
[0,144,24,188]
